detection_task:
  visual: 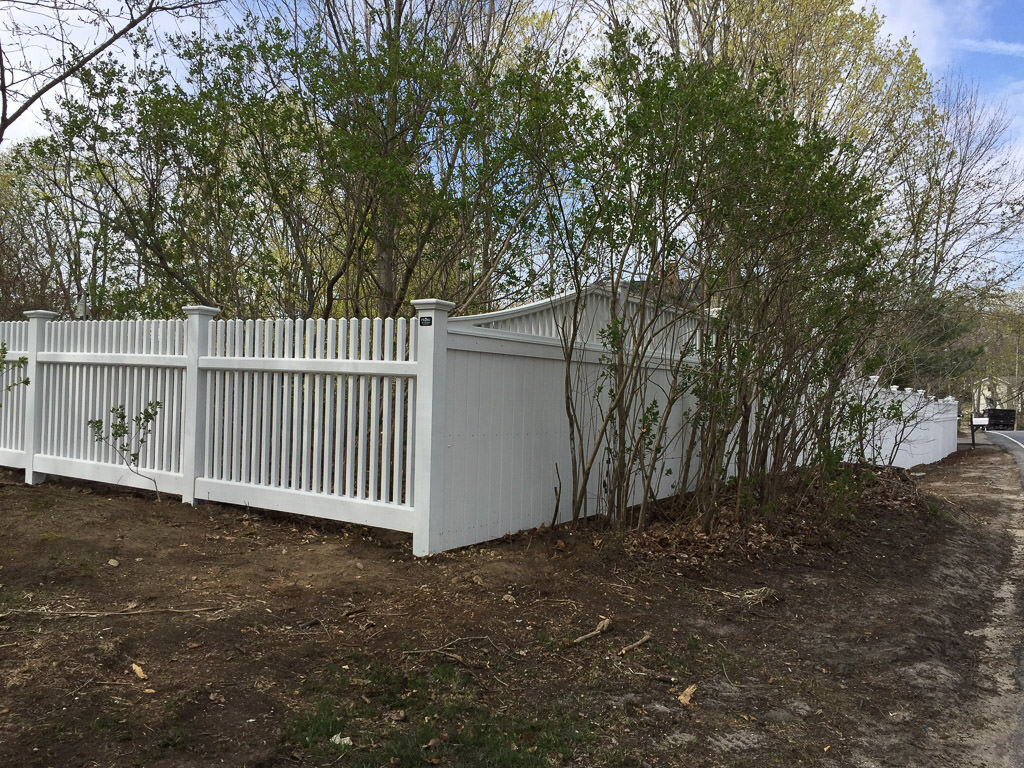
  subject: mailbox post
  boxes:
[971,415,989,448]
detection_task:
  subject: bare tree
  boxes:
[0,0,222,145]
[891,75,1024,291]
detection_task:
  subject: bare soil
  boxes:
[1,443,1021,767]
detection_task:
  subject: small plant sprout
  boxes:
[0,341,29,408]
[88,401,163,500]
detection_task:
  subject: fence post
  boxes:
[410,299,455,556]
[22,310,58,485]
[181,305,220,504]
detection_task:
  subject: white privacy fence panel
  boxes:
[449,286,699,359]
[439,332,577,550]
[850,380,959,469]
[434,324,695,551]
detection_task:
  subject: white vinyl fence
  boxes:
[1,301,621,554]
[0,305,437,551]
[0,300,960,555]
[849,377,959,469]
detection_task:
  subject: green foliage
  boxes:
[0,1,997,531]
[87,401,163,498]
[870,287,983,396]
[31,12,556,319]
[536,26,888,528]
[0,341,29,407]
[88,401,162,467]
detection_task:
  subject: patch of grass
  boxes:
[282,659,590,766]
[91,711,118,731]
[136,725,196,762]
[0,587,58,608]
[282,698,348,751]
[164,727,195,748]
[38,531,62,541]
[538,632,568,652]
[604,749,644,767]
[649,644,694,675]
[429,662,459,682]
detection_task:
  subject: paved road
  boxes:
[982,429,1024,483]
[968,428,1024,767]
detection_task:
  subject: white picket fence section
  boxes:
[197,313,418,534]
[0,299,961,555]
[0,304,449,553]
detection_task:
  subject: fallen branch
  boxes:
[618,631,652,655]
[401,636,489,667]
[0,605,225,620]
[573,617,612,644]
[700,586,774,606]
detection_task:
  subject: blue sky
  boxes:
[872,0,1024,143]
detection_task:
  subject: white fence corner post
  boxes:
[410,299,455,556]
[181,305,220,505]
[22,310,58,485]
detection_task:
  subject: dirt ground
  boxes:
[1,443,1022,768]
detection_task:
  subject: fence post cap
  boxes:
[410,299,456,313]
[22,310,59,320]
[182,305,221,318]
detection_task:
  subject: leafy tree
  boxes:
[619,0,1023,408]
[528,27,887,528]
[35,6,559,318]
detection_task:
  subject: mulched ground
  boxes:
[0,444,1016,767]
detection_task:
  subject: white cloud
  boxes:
[995,79,1024,161]
[953,38,1024,58]
[866,0,988,72]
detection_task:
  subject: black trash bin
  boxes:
[983,408,1016,430]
